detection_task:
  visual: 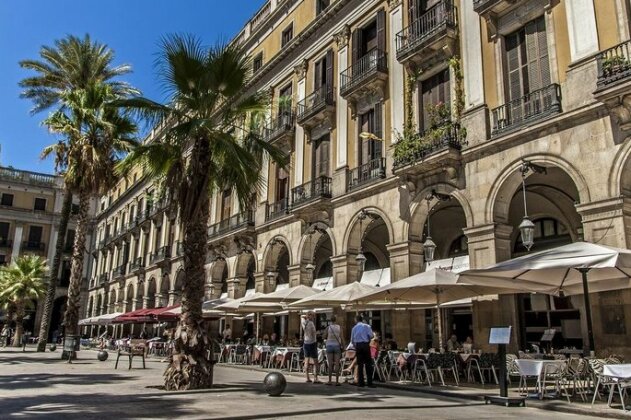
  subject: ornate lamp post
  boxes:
[518,161,546,251]
[424,190,451,263]
[356,210,368,273]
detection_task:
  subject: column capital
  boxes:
[387,0,402,11]
[463,223,513,243]
[293,59,308,79]
[334,24,351,49]
[576,197,628,222]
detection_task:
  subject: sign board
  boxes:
[540,328,556,342]
[489,326,512,345]
[63,336,80,352]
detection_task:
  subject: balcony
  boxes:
[113,264,126,279]
[22,241,45,251]
[340,49,388,107]
[150,245,171,265]
[291,176,332,221]
[264,112,295,150]
[98,273,109,285]
[395,0,457,70]
[208,210,255,240]
[347,158,386,192]
[491,84,562,136]
[0,239,12,248]
[393,122,465,176]
[0,167,58,187]
[594,40,631,133]
[129,257,144,272]
[296,85,335,131]
[266,198,290,222]
[473,0,524,16]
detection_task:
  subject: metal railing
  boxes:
[491,84,562,136]
[113,264,127,278]
[265,110,295,142]
[472,0,503,13]
[0,239,12,248]
[597,40,631,88]
[347,158,386,191]
[98,273,109,285]
[296,84,334,122]
[393,122,465,169]
[291,176,332,207]
[396,0,457,59]
[266,197,290,221]
[22,241,45,251]
[0,167,58,187]
[151,245,171,264]
[208,210,255,238]
[129,257,144,271]
[340,49,388,95]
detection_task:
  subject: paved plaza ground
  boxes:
[0,346,605,419]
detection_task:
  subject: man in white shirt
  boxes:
[301,312,320,383]
[222,326,232,342]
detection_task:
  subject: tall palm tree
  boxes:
[45,83,137,342]
[0,256,48,346]
[20,34,138,352]
[117,35,287,390]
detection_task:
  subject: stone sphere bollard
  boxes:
[263,372,287,397]
[97,350,109,361]
[49,344,57,352]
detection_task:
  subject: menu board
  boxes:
[489,326,512,344]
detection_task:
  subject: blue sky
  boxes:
[0,0,265,173]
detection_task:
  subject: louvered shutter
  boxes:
[373,102,383,159]
[525,16,550,92]
[313,141,321,179]
[314,59,322,90]
[408,0,417,24]
[377,8,386,54]
[321,136,330,176]
[325,48,334,94]
[351,29,359,64]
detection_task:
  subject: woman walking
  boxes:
[324,315,343,386]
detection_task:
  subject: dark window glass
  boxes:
[34,198,46,211]
[1,194,13,206]
[316,0,330,15]
[253,53,263,72]
[281,24,293,47]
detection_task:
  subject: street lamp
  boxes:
[519,161,546,251]
[356,210,369,273]
[424,190,451,263]
[359,132,384,142]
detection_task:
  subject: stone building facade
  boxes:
[86,0,631,356]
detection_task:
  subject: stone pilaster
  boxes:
[463,223,513,268]
[386,241,423,282]
[330,254,359,287]
[576,197,631,248]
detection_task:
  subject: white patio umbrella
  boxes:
[166,297,235,318]
[354,269,521,349]
[244,284,320,304]
[459,241,631,352]
[215,293,283,341]
[289,282,377,309]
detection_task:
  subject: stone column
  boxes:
[388,1,404,140]
[577,197,630,248]
[160,213,169,249]
[47,227,58,262]
[330,254,359,287]
[11,223,23,261]
[334,27,350,167]
[287,264,304,287]
[254,272,266,293]
[147,221,156,259]
[294,60,308,187]
[386,241,423,282]
[168,290,178,306]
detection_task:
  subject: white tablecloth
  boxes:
[515,359,565,377]
[603,364,631,379]
[255,345,272,353]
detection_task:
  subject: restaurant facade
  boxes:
[84,0,631,357]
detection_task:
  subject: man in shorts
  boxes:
[301,312,320,383]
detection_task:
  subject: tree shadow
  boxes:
[0,373,133,390]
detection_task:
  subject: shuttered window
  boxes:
[505,16,550,102]
[312,134,331,178]
[359,103,383,166]
[420,69,451,130]
[275,165,289,201]
[221,189,231,220]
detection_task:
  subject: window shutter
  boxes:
[377,8,386,53]
[351,28,360,64]
[325,48,334,92]
[322,137,330,176]
[373,102,383,159]
[525,16,550,92]
[506,31,525,102]
[314,59,322,90]
[313,141,321,179]
[408,0,417,24]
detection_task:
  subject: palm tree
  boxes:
[117,35,287,390]
[0,256,48,346]
[45,83,137,342]
[20,34,138,352]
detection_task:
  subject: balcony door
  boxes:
[275,165,289,205]
[312,134,330,179]
[505,16,551,121]
[351,9,385,66]
[28,225,43,247]
[278,83,293,119]
[220,189,232,221]
[314,50,334,100]
[358,103,383,167]
[420,69,450,130]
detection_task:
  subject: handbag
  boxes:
[327,325,343,349]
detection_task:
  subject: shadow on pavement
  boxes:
[0,373,133,390]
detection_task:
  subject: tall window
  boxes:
[351,9,386,63]
[314,54,330,90]
[221,189,232,220]
[0,222,9,242]
[312,134,330,178]
[278,83,293,121]
[281,23,293,47]
[253,52,263,73]
[275,165,289,203]
[420,69,450,130]
[1,193,13,207]
[505,16,550,102]
[358,103,383,166]
[28,225,43,246]
[316,0,330,15]
[65,229,75,250]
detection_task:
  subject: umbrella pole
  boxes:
[578,268,595,354]
[436,294,443,352]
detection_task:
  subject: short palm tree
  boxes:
[45,82,137,341]
[117,35,287,390]
[20,34,138,352]
[0,256,48,346]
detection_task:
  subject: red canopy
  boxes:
[113,306,179,324]
[150,305,180,321]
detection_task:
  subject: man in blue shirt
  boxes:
[350,314,375,387]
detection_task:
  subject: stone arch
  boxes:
[87,296,94,318]
[261,235,294,271]
[146,277,157,309]
[95,294,103,316]
[298,223,335,281]
[342,207,395,255]
[125,283,134,312]
[405,183,474,242]
[611,139,631,197]
[486,155,590,225]
[235,251,257,291]
[297,223,337,264]
[172,269,185,305]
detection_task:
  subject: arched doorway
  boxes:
[173,271,185,305]
[50,296,67,342]
[146,277,157,309]
[263,238,292,292]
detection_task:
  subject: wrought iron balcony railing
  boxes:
[291,176,332,207]
[0,239,12,248]
[396,0,457,59]
[151,245,171,264]
[98,273,109,285]
[208,210,255,238]
[491,84,562,136]
[347,158,386,191]
[597,40,631,88]
[22,241,45,251]
[296,84,334,123]
[393,122,465,169]
[113,264,127,278]
[340,49,388,96]
[266,197,290,222]
[264,111,295,142]
[129,257,144,272]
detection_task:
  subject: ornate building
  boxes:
[86,0,631,356]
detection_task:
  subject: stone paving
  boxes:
[0,346,598,419]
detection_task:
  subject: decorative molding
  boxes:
[293,59,308,79]
[387,0,402,11]
[334,24,351,49]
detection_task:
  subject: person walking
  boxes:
[301,312,320,383]
[324,315,343,386]
[0,324,8,348]
[351,314,375,388]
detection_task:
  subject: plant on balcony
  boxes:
[602,55,630,75]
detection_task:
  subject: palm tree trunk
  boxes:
[37,190,72,351]
[62,190,90,338]
[12,303,25,347]
[164,142,213,391]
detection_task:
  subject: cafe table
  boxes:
[599,364,631,411]
[515,359,567,399]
